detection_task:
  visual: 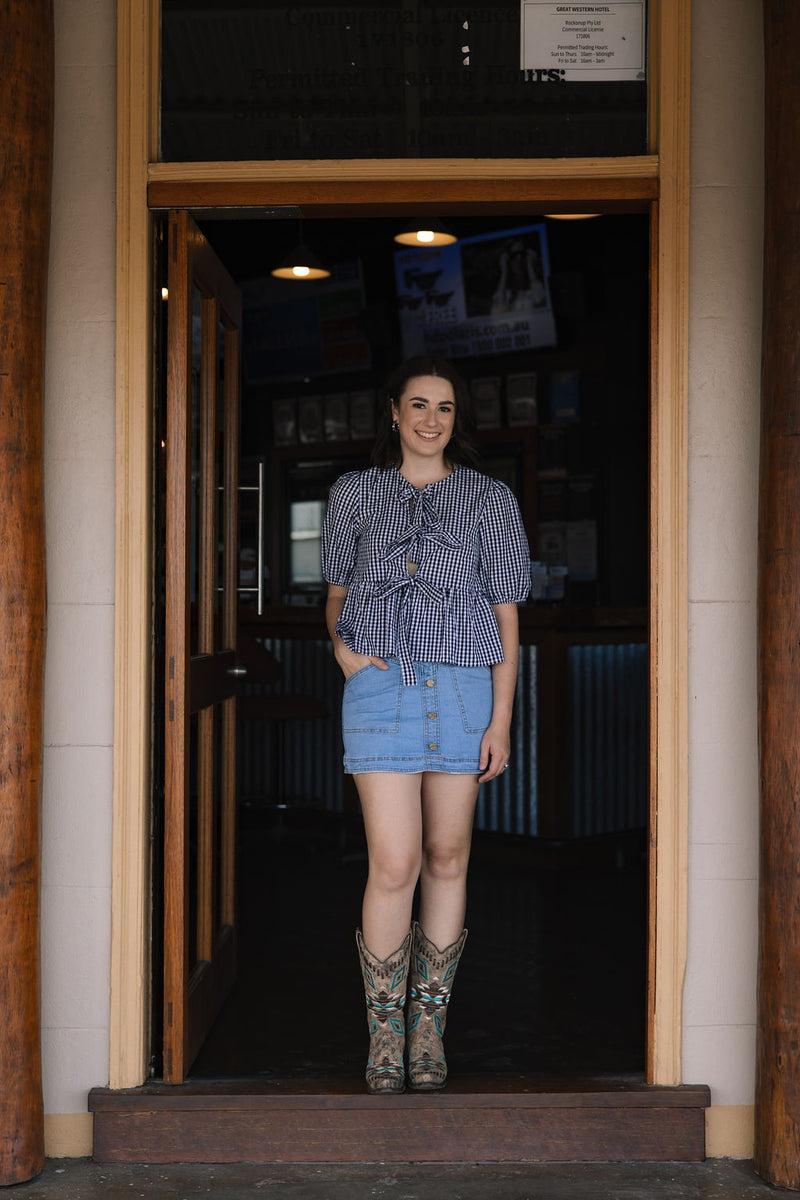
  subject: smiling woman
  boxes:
[391,376,456,470]
[322,354,531,1095]
[372,355,481,476]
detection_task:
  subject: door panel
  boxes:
[164,210,242,1083]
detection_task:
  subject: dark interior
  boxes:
[153,210,650,1082]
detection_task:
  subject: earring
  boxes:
[391,420,399,432]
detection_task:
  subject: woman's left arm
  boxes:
[478,602,520,783]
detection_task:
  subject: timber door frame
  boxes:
[111,0,690,1090]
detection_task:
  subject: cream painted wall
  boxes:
[41,0,117,1141]
[37,0,764,1159]
[683,0,763,1152]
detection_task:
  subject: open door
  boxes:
[163,210,242,1083]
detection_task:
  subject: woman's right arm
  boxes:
[326,584,388,677]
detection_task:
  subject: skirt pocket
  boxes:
[342,663,403,733]
[449,665,493,734]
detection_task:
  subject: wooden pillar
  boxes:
[0,0,54,1185]
[755,1,800,1189]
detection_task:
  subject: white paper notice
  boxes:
[520,1,646,82]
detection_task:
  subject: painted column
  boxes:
[756,0,800,1189]
[0,0,54,1185]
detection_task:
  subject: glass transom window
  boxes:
[160,2,648,161]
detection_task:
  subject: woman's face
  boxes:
[391,375,456,464]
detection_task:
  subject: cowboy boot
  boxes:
[406,921,468,1090]
[356,928,412,1094]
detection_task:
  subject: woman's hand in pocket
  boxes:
[334,640,388,679]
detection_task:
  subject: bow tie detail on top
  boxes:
[382,484,463,564]
[371,478,461,685]
[371,573,449,686]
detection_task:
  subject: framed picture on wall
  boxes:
[272,398,297,445]
[324,393,350,441]
[471,377,502,429]
[537,425,567,476]
[506,372,538,425]
[349,389,376,439]
[549,369,581,423]
[298,395,324,444]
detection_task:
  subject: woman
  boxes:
[321,355,530,1094]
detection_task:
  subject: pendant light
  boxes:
[271,218,330,280]
[393,218,458,247]
[270,243,330,280]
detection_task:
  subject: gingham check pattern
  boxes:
[321,466,530,685]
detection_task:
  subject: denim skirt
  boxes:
[341,657,493,775]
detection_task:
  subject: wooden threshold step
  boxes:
[89,1078,710,1164]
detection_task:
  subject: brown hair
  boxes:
[371,355,480,470]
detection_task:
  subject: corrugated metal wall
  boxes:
[474,647,538,837]
[237,638,646,839]
[568,643,648,836]
[237,639,539,831]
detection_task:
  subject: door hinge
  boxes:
[169,700,174,721]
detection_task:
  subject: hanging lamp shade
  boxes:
[270,243,330,280]
[393,218,457,247]
[544,213,601,221]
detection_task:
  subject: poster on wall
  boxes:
[242,261,370,382]
[395,223,557,361]
[520,1,646,82]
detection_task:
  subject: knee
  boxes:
[369,850,420,895]
[421,841,470,884]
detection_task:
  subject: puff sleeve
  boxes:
[320,470,362,588]
[477,480,531,604]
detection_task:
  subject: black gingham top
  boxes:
[321,465,530,685]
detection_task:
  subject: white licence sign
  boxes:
[520,1,646,82]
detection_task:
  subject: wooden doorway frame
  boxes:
[110,0,690,1091]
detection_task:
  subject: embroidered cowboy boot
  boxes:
[356,928,412,1095]
[406,921,468,1090]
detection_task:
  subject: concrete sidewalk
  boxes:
[1,1160,794,1198]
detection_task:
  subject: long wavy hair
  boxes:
[371,354,480,470]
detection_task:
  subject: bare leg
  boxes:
[418,772,480,949]
[356,772,423,958]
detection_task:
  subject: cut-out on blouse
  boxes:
[321,465,530,685]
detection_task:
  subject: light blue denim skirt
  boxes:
[341,657,493,775]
